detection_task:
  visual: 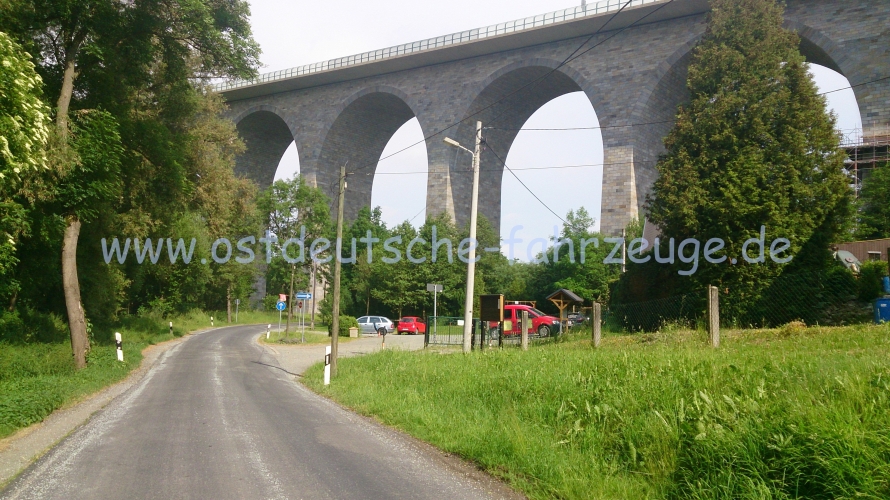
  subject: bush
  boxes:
[261,294,281,312]
[327,315,358,337]
[0,309,69,344]
[858,260,888,302]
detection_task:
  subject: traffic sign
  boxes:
[426,283,443,292]
[295,292,312,300]
[276,301,286,311]
[297,301,303,309]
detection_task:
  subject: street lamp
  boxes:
[443,121,482,353]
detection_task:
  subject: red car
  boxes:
[397,317,426,335]
[490,304,562,337]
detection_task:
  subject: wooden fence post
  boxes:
[708,286,720,348]
[592,302,602,348]
[521,310,529,351]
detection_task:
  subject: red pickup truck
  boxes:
[491,304,562,337]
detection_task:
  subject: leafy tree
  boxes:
[0,31,49,187]
[56,109,123,366]
[186,93,261,319]
[343,206,388,317]
[856,165,890,240]
[258,174,331,332]
[372,220,426,318]
[2,0,259,365]
[643,0,850,302]
[518,208,620,315]
[0,31,50,304]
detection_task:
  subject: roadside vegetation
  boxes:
[305,323,890,499]
[259,328,352,345]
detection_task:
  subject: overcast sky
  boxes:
[248,0,863,259]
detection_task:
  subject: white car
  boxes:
[357,316,394,335]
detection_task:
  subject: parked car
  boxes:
[566,312,589,325]
[490,304,562,337]
[356,316,394,335]
[396,316,427,335]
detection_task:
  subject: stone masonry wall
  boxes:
[224,0,889,236]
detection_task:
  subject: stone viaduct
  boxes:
[219,0,890,236]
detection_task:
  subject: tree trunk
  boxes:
[310,262,316,329]
[62,218,89,369]
[226,286,232,323]
[56,57,77,137]
[7,291,17,312]
[366,288,370,316]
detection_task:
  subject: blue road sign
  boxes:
[295,292,312,300]
[276,301,286,311]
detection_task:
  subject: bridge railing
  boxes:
[213,0,667,92]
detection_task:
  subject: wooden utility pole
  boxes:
[310,261,317,329]
[708,285,720,348]
[592,302,602,347]
[521,310,529,351]
[330,164,346,377]
[226,286,232,323]
[286,264,295,336]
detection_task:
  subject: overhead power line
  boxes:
[487,147,568,225]
[484,75,890,132]
[820,75,890,95]
[373,159,658,176]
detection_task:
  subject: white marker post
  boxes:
[115,332,124,362]
[169,321,173,336]
[323,345,331,385]
[266,324,271,339]
[210,316,214,327]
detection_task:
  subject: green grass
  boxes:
[0,309,280,439]
[304,324,890,499]
[259,327,357,345]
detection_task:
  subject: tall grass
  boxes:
[304,324,890,499]
[0,308,280,439]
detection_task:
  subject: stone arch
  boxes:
[449,59,600,233]
[233,106,295,189]
[782,18,882,134]
[316,87,425,221]
[783,20,845,74]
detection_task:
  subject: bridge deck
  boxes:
[217,0,709,101]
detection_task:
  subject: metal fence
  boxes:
[424,317,473,346]
[425,316,564,348]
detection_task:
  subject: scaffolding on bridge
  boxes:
[840,128,890,197]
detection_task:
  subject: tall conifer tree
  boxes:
[645,0,851,295]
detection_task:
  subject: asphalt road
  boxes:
[1,326,518,500]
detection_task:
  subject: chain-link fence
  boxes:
[426,268,885,344]
[604,268,882,334]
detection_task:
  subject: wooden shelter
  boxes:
[546,289,584,332]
